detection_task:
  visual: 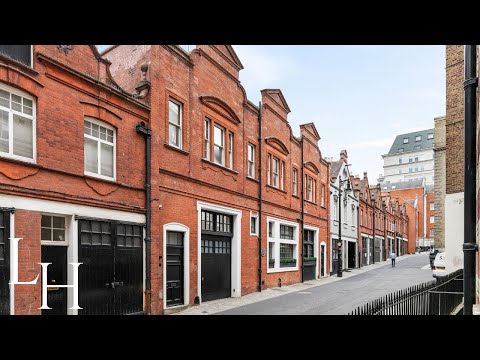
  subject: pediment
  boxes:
[265,137,289,155]
[304,161,320,174]
[200,96,241,125]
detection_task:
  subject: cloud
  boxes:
[233,45,298,88]
[391,122,401,128]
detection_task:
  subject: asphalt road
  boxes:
[219,253,433,315]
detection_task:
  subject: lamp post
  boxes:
[337,175,351,277]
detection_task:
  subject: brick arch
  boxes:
[304,161,320,174]
[265,136,289,155]
[0,66,44,98]
[200,96,241,125]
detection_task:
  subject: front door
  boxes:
[201,234,231,302]
[41,246,67,315]
[166,231,184,307]
[0,210,10,315]
[303,229,316,281]
[348,242,355,269]
[331,240,338,275]
[320,245,325,277]
[374,238,381,262]
[78,219,143,315]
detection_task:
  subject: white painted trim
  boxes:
[0,81,37,164]
[196,201,242,303]
[168,98,183,150]
[0,194,145,223]
[4,195,145,315]
[266,215,299,273]
[163,223,190,309]
[9,212,14,315]
[84,117,116,182]
[304,224,319,278]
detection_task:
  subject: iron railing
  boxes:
[349,269,463,315]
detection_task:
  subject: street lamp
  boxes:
[337,175,351,277]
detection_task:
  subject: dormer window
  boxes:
[0,45,32,67]
[403,138,409,144]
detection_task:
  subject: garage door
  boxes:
[0,210,10,315]
[78,218,143,315]
[200,210,232,302]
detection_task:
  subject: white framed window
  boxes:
[399,158,402,164]
[228,132,234,169]
[292,168,298,196]
[307,176,313,201]
[415,135,421,142]
[267,154,271,185]
[267,217,298,273]
[334,199,337,221]
[360,209,363,225]
[430,202,434,211]
[213,124,225,165]
[398,148,404,152]
[352,206,355,226]
[250,212,258,236]
[272,156,279,188]
[409,158,413,163]
[41,215,66,244]
[415,156,419,162]
[399,169,402,174]
[430,216,434,224]
[428,133,434,140]
[204,118,210,159]
[168,99,182,149]
[0,45,32,67]
[280,161,284,190]
[247,143,255,178]
[321,184,325,207]
[0,83,36,162]
[430,229,435,237]
[403,138,409,144]
[84,118,116,180]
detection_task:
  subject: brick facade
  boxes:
[105,45,330,313]
[445,45,464,195]
[0,45,149,314]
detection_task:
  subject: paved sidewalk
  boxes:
[175,253,422,315]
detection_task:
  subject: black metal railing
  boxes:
[349,269,463,315]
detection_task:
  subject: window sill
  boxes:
[246,176,259,183]
[84,173,117,184]
[164,143,189,155]
[41,241,68,246]
[292,194,300,199]
[201,158,238,175]
[321,205,326,209]
[0,154,38,167]
[266,184,287,194]
[305,199,317,206]
[267,267,299,273]
[0,53,38,76]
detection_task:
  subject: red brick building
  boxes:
[103,45,330,314]
[0,45,149,315]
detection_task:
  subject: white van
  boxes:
[432,252,446,278]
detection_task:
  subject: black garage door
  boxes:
[201,210,232,302]
[0,209,10,315]
[78,218,143,315]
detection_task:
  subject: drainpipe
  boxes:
[463,44,478,315]
[257,102,263,292]
[372,203,375,264]
[300,136,305,283]
[136,122,152,314]
[357,204,360,267]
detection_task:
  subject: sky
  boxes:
[99,45,446,181]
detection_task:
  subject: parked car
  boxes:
[432,252,446,278]
[429,249,439,269]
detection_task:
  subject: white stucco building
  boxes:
[382,129,435,186]
[329,150,359,275]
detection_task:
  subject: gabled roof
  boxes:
[225,45,244,70]
[300,123,320,140]
[261,89,291,113]
[387,128,435,155]
[330,160,343,180]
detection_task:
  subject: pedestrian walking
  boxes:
[390,251,396,268]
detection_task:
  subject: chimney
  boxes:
[340,149,348,162]
[363,171,368,179]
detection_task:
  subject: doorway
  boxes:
[347,242,355,269]
[41,246,67,315]
[166,231,184,307]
